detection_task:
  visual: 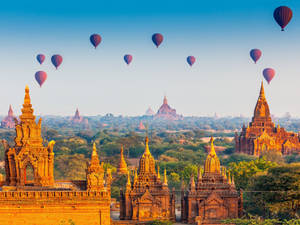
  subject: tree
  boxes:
[245,164,300,220]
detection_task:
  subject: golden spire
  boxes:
[144,137,151,155]
[163,168,168,185]
[92,142,98,157]
[204,136,221,174]
[259,81,265,99]
[24,85,31,105]
[90,142,100,166]
[19,85,35,122]
[126,171,131,187]
[118,145,128,175]
[228,171,232,185]
[197,166,202,182]
[157,165,160,179]
[133,168,138,183]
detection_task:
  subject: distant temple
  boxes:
[0,86,110,225]
[70,108,89,126]
[1,105,17,128]
[235,82,300,156]
[181,137,242,224]
[145,107,155,116]
[155,96,183,120]
[120,137,176,222]
[117,146,128,175]
[138,121,146,130]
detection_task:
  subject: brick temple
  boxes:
[155,96,183,120]
[1,105,17,128]
[0,86,111,225]
[181,137,242,224]
[235,82,300,155]
[119,137,176,222]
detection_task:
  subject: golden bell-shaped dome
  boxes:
[204,137,221,174]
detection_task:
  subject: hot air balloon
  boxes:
[51,55,63,69]
[152,33,163,48]
[36,54,45,65]
[273,6,293,31]
[124,54,133,65]
[263,68,275,84]
[250,49,262,64]
[35,71,47,87]
[90,34,102,49]
[187,56,196,67]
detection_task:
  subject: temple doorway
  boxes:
[24,164,34,186]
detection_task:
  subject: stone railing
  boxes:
[0,190,110,201]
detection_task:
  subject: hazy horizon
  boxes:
[1,0,300,117]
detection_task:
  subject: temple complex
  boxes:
[235,82,300,156]
[70,108,89,126]
[1,105,17,128]
[117,146,128,175]
[155,96,183,120]
[0,86,111,225]
[181,137,242,224]
[119,137,175,222]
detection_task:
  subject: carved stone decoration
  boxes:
[86,143,106,192]
[3,86,55,187]
[235,82,300,156]
[120,137,176,222]
[181,137,242,224]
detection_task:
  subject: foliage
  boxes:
[245,164,300,220]
[222,217,300,225]
[228,157,277,190]
[147,220,173,225]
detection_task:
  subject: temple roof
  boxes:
[19,85,36,123]
[253,81,271,120]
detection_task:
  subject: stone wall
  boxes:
[0,191,111,225]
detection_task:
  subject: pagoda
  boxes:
[117,145,128,175]
[0,86,111,225]
[181,137,242,224]
[3,86,55,187]
[155,96,183,120]
[70,108,88,126]
[138,121,146,130]
[120,137,175,222]
[235,82,300,155]
[1,105,17,128]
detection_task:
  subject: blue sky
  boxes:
[0,0,300,117]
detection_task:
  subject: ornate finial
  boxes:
[126,171,131,187]
[209,136,216,156]
[197,166,202,182]
[157,165,160,179]
[24,85,31,105]
[228,171,232,185]
[259,81,265,99]
[232,174,235,186]
[92,142,98,157]
[204,136,221,174]
[163,168,168,185]
[144,136,151,155]
[133,168,138,183]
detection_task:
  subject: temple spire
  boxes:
[19,85,35,122]
[189,174,195,191]
[204,137,221,174]
[8,105,13,117]
[126,171,131,190]
[144,137,151,156]
[118,145,128,175]
[163,168,168,185]
[157,165,160,179]
[163,95,168,105]
[259,81,265,100]
[90,142,100,166]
